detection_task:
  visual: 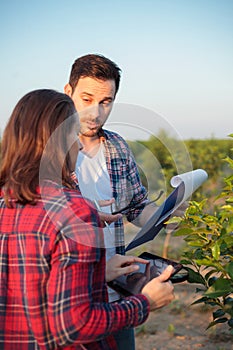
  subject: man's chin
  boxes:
[80,129,99,138]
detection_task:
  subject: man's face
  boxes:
[65,77,116,138]
[67,115,82,171]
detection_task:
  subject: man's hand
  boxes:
[95,198,122,226]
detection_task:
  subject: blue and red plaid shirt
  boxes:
[94,129,148,255]
[0,180,149,349]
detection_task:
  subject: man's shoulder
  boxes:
[102,129,129,148]
[103,128,123,139]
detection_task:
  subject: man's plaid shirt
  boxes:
[0,181,149,349]
[99,129,148,255]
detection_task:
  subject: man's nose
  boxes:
[89,104,100,119]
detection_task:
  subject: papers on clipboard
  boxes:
[125,169,208,252]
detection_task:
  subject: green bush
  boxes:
[171,135,233,334]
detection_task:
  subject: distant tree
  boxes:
[128,131,233,200]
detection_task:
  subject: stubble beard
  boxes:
[79,125,100,138]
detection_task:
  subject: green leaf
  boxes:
[194,250,205,260]
[213,317,229,324]
[213,309,225,319]
[226,197,233,203]
[166,217,182,224]
[228,318,233,328]
[208,276,218,286]
[211,242,220,260]
[173,228,193,236]
[180,259,192,265]
[205,270,217,281]
[187,241,205,247]
[191,296,209,305]
[225,297,233,305]
[222,236,233,248]
[185,267,206,285]
[195,259,220,269]
[205,278,233,298]
[226,261,233,280]
[206,318,228,329]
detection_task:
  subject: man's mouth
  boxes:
[86,121,100,129]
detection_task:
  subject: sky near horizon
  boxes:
[1,0,233,140]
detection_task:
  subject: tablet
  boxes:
[107,252,188,297]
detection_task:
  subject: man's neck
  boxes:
[79,134,101,156]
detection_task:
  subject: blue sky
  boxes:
[1,0,233,140]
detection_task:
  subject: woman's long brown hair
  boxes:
[0,89,77,207]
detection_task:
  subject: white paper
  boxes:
[125,168,208,251]
[170,169,208,201]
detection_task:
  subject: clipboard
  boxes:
[125,169,208,252]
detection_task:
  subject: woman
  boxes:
[0,89,174,349]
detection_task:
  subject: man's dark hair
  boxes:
[68,54,121,96]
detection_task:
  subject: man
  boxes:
[64,54,160,349]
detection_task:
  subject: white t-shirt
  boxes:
[76,143,119,302]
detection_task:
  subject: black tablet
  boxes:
[107,252,188,297]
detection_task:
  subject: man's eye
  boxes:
[102,100,112,106]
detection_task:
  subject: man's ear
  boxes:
[64,83,72,97]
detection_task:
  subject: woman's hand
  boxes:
[141,265,175,311]
[105,254,149,282]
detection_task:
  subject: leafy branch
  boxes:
[169,135,233,334]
